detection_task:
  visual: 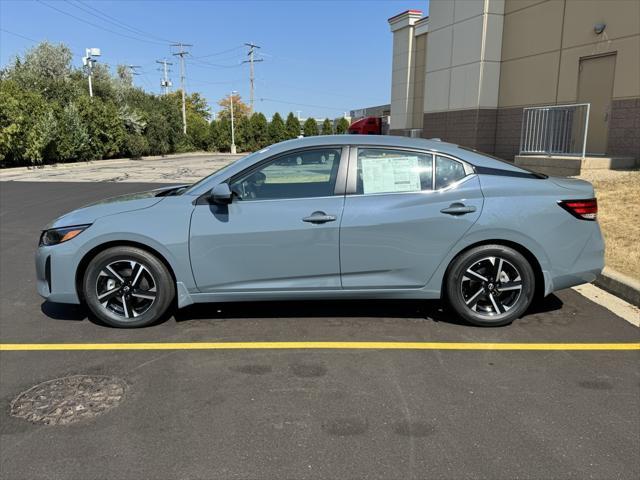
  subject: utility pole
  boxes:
[242,42,263,113]
[230,90,237,154]
[82,48,101,98]
[125,65,141,86]
[156,59,173,94]
[172,43,192,134]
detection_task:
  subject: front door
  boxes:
[340,148,483,288]
[577,54,616,154]
[189,147,346,292]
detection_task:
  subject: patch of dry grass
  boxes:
[578,170,640,280]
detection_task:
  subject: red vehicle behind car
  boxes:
[348,116,382,135]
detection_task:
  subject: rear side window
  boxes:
[435,155,466,189]
[356,148,433,195]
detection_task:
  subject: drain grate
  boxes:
[10,375,126,425]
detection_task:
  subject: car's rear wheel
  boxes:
[83,246,174,328]
[445,245,535,326]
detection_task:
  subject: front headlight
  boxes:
[39,225,91,246]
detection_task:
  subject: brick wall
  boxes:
[494,107,523,161]
[422,109,497,155]
[608,98,640,158]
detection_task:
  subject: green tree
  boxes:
[207,120,219,151]
[234,115,251,152]
[268,112,286,144]
[285,112,301,139]
[0,80,52,165]
[55,103,91,162]
[2,42,74,98]
[321,118,333,135]
[116,65,134,88]
[0,40,218,166]
[335,117,350,134]
[124,133,149,158]
[303,118,319,137]
[250,112,269,150]
[215,117,232,152]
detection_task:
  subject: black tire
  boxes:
[83,246,175,328]
[445,244,535,327]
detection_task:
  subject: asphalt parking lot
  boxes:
[1,181,638,480]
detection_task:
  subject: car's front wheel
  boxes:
[445,245,535,327]
[83,246,175,328]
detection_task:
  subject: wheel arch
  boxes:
[441,239,545,301]
[75,240,178,303]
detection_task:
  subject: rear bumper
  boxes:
[547,226,605,293]
[35,244,81,304]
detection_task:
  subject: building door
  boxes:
[577,54,616,155]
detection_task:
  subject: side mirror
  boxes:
[210,183,233,205]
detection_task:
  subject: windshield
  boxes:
[183,152,258,194]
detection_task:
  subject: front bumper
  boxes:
[35,243,82,304]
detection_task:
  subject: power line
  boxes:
[242,42,263,113]
[189,78,241,86]
[172,43,192,134]
[0,28,39,43]
[73,0,177,44]
[192,45,245,59]
[65,0,172,44]
[35,0,168,46]
[186,57,243,69]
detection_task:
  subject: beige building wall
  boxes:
[496,0,640,159]
[388,0,639,158]
[388,10,423,131]
[424,0,504,113]
[499,0,640,107]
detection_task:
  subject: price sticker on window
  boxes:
[360,156,421,194]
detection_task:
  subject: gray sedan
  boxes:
[36,136,604,328]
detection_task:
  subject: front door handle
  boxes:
[440,203,477,216]
[302,211,337,224]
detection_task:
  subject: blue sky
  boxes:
[0,0,427,118]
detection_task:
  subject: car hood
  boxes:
[46,185,186,229]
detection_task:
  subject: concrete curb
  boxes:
[595,267,640,307]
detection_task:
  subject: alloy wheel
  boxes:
[460,256,523,316]
[95,260,157,320]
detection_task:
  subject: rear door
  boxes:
[339,147,484,288]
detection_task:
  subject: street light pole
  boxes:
[83,48,101,98]
[230,91,237,154]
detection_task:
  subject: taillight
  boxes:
[558,198,598,221]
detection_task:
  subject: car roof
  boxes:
[186,135,528,195]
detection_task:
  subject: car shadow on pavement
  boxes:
[173,295,564,326]
[41,301,87,321]
[40,295,564,327]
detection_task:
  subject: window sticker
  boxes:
[361,156,421,194]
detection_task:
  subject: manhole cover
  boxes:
[10,375,126,425]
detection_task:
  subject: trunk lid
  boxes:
[548,177,595,197]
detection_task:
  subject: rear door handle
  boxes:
[302,211,337,224]
[440,203,477,216]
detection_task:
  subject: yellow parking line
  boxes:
[0,342,639,351]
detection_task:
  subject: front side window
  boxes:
[356,148,433,195]
[435,155,467,189]
[230,148,341,200]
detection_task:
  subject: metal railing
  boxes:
[519,103,590,157]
